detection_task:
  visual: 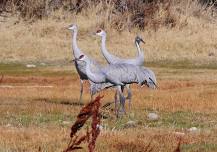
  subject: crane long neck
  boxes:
[85,59,105,83]
[72,29,81,58]
[135,41,143,56]
[101,34,113,64]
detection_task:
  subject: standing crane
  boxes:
[68,24,102,103]
[95,29,149,109]
[68,24,123,103]
[74,54,157,115]
[96,29,145,65]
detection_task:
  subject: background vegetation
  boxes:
[0,0,217,66]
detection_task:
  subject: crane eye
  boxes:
[96,29,101,33]
[79,55,84,59]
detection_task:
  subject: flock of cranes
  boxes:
[68,24,157,116]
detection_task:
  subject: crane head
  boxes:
[78,54,85,60]
[74,54,87,61]
[68,24,77,30]
[72,54,86,63]
[95,29,106,37]
[135,36,145,44]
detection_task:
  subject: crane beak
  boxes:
[70,59,75,63]
[67,24,74,30]
[141,39,145,44]
[67,25,71,30]
[72,57,83,62]
[71,58,78,63]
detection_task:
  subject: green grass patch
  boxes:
[0,63,74,76]
[1,60,217,77]
[145,60,217,69]
[0,112,74,127]
[125,109,217,129]
[33,98,84,106]
[93,109,217,130]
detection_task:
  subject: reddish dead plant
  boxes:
[88,94,101,152]
[174,137,182,152]
[64,95,103,152]
[0,75,4,83]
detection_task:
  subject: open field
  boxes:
[1,1,217,151]
[0,64,217,151]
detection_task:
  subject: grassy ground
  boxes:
[0,2,217,151]
[0,63,217,152]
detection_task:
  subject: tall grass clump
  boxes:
[1,0,216,30]
[0,0,217,64]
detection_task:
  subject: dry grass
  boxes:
[0,65,217,151]
[0,1,217,65]
[0,1,217,151]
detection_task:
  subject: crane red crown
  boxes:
[96,29,102,33]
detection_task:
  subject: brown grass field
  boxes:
[1,0,217,151]
[0,64,217,152]
[0,0,217,65]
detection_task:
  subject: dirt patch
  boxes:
[0,75,78,86]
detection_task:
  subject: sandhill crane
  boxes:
[68,24,102,103]
[95,29,145,65]
[68,24,122,103]
[74,54,157,115]
[90,66,157,112]
[95,29,147,108]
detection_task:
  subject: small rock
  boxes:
[147,112,159,121]
[97,124,103,130]
[189,127,200,133]
[6,123,12,127]
[174,131,185,137]
[62,121,71,125]
[26,64,36,68]
[123,120,137,128]
[40,63,46,66]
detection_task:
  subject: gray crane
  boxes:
[74,54,157,115]
[95,29,147,109]
[68,24,102,103]
[68,24,123,103]
[89,66,157,114]
[96,29,145,65]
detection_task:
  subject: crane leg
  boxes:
[79,79,84,103]
[90,92,93,101]
[117,86,126,115]
[114,89,119,117]
[125,84,132,111]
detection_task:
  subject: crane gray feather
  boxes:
[89,64,157,95]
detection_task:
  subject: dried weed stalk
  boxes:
[0,75,4,83]
[64,95,103,152]
[174,137,182,152]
